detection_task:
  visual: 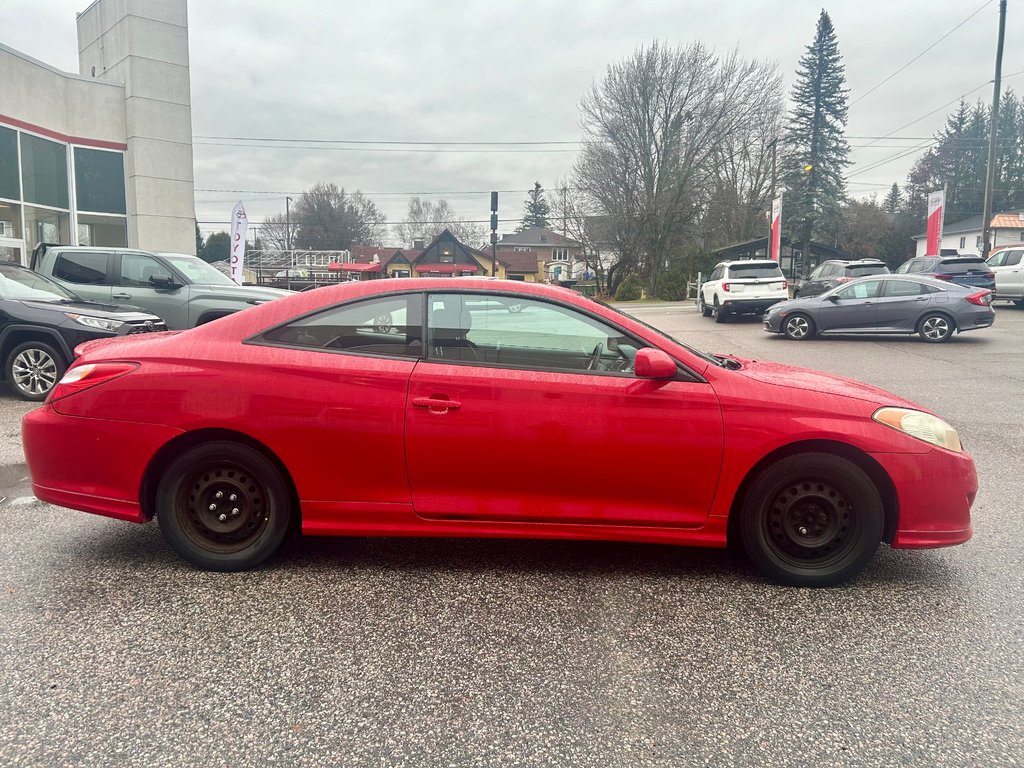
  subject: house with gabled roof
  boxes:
[496,226,583,281]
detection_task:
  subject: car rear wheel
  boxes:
[6,341,66,401]
[783,314,815,340]
[713,299,727,323]
[739,453,884,587]
[918,313,954,343]
[157,441,293,571]
[699,295,712,317]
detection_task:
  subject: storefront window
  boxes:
[24,206,70,253]
[74,148,126,215]
[0,201,21,239]
[0,127,18,201]
[20,133,69,209]
[78,214,127,247]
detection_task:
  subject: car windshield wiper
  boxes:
[711,354,743,370]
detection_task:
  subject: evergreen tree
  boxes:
[203,231,230,263]
[781,10,850,274]
[883,183,901,214]
[195,223,206,259]
[519,182,551,231]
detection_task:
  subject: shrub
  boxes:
[614,274,643,301]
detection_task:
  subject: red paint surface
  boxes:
[21,278,978,552]
[0,114,128,151]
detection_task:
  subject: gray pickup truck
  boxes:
[31,245,292,329]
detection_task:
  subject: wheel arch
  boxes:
[194,310,238,327]
[0,327,73,378]
[726,439,899,547]
[916,309,957,333]
[140,428,300,523]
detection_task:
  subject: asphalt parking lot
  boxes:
[1,302,1022,767]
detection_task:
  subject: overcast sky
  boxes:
[3,0,1021,238]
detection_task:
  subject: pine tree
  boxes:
[519,182,551,230]
[782,10,850,274]
[883,183,901,214]
[195,223,206,259]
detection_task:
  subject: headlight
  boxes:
[64,313,124,332]
[873,407,962,452]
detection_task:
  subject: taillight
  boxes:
[965,291,992,306]
[984,272,995,279]
[46,362,139,403]
[836,277,853,284]
[722,283,731,292]
[933,274,953,281]
[780,279,788,290]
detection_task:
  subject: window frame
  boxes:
[881,279,926,297]
[551,247,569,262]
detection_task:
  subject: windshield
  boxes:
[728,263,783,279]
[159,253,235,285]
[0,265,78,301]
[592,297,720,367]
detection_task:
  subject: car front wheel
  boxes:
[157,441,293,571]
[739,453,884,587]
[918,313,954,343]
[6,341,66,401]
[783,313,815,340]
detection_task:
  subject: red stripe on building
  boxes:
[0,114,128,151]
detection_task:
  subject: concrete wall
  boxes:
[77,0,195,254]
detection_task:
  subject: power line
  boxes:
[194,141,578,154]
[850,1,994,107]
[193,135,582,146]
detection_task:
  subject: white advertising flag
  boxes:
[230,201,248,286]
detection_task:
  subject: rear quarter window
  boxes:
[53,251,110,285]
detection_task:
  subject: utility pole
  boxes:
[285,196,293,252]
[981,0,1007,259]
[490,192,498,277]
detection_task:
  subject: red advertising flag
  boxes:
[770,196,782,262]
[925,190,944,256]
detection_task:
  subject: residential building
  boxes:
[496,227,583,282]
[912,211,1024,256]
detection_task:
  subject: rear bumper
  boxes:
[22,405,183,523]
[720,298,786,316]
[870,448,978,549]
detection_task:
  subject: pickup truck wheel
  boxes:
[6,341,66,401]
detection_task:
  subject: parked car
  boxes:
[30,245,292,329]
[894,255,996,292]
[985,245,1024,306]
[0,262,165,400]
[24,278,978,587]
[699,259,788,322]
[793,259,890,298]
[763,275,994,342]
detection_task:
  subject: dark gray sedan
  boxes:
[763,275,994,343]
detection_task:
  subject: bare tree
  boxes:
[393,197,487,248]
[257,212,298,253]
[574,42,783,294]
[292,182,387,250]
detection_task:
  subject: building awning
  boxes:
[414,263,479,274]
[327,262,344,271]
[340,262,383,272]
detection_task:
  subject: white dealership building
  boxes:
[0,0,196,265]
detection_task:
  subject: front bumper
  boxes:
[22,405,183,523]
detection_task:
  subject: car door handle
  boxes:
[112,292,131,299]
[412,397,462,411]
[914,296,928,301]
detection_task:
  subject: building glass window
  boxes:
[0,201,21,239]
[552,248,569,262]
[74,148,126,215]
[959,236,966,249]
[20,133,69,209]
[24,206,70,253]
[0,126,18,201]
[78,214,128,247]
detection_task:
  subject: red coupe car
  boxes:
[22,278,977,586]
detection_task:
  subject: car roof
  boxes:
[843,274,972,290]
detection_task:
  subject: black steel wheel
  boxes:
[918,312,954,343]
[783,313,815,340]
[699,295,712,317]
[157,441,292,571]
[739,453,884,587]
[6,341,66,401]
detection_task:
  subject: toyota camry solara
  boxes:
[22,278,977,586]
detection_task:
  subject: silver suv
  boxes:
[31,245,291,329]
[699,259,788,322]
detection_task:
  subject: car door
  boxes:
[50,249,113,303]
[112,252,190,327]
[874,278,931,331]
[800,264,831,296]
[816,279,882,332]
[405,293,724,527]
[988,249,1023,299]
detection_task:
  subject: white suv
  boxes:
[699,260,788,322]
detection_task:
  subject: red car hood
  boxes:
[726,356,927,411]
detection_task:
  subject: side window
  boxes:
[834,280,881,300]
[52,251,110,284]
[708,267,723,282]
[1006,250,1023,266]
[883,279,924,297]
[987,252,1006,267]
[808,265,825,279]
[119,253,169,287]
[260,295,423,358]
[428,293,641,374]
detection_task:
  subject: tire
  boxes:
[699,295,712,317]
[739,453,884,587]
[713,299,728,324]
[6,341,66,401]
[783,313,815,340]
[1013,299,1023,309]
[918,312,954,343]
[156,441,293,571]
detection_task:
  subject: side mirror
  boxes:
[827,294,840,302]
[149,273,179,288]
[634,348,677,379]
